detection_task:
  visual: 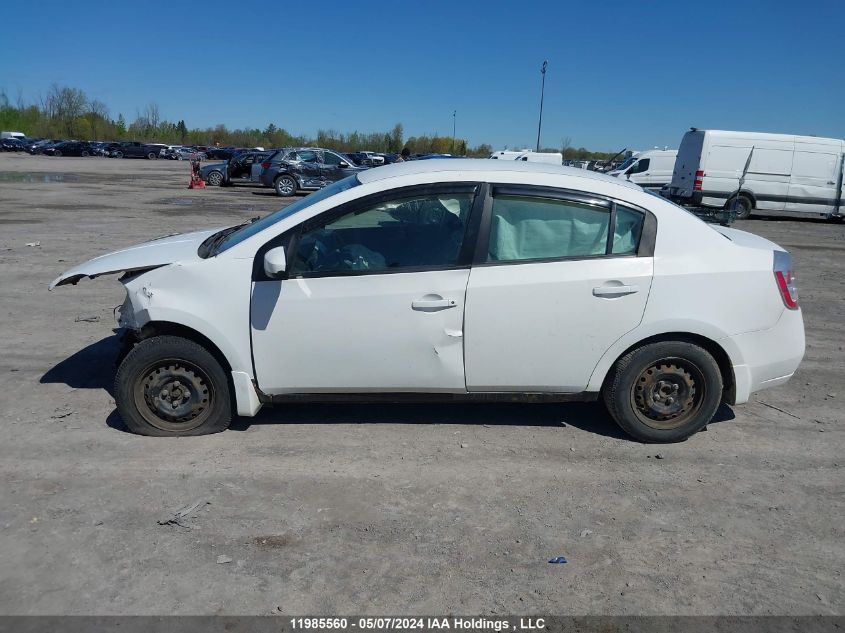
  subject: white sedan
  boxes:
[51,160,805,442]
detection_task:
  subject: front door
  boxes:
[251,185,480,393]
[464,187,653,392]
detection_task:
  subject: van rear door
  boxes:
[669,131,704,199]
[786,143,842,215]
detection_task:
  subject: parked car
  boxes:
[259,147,367,196]
[28,139,62,155]
[608,149,677,191]
[1,138,26,152]
[205,147,238,160]
[111,141,166,159]
[201,151,273,186]
[42,141,95,157]
[165,147,206,160]
[665,129,845,219]
[51,160,805,442]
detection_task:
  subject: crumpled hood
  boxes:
[49,228,220,290]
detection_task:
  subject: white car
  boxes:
[50,160,805,442]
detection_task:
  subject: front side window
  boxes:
[322,151,343,166]
[628,158,650,174]
[488,195,610,262]
[290,192,475,275]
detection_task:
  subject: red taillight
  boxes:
[693,169,704,191]
[773,251,798,310]
[261,161,271,169]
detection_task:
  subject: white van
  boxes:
[608,149,677,190]
[490,150,562,165]
[666,129,845,219]
[1,131,26,140]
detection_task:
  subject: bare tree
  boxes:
[45,84,87,137]
[560,136,572,157]
[87,99,109,140]
[144,102,160,131]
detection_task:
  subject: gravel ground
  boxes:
[0,154,842,615]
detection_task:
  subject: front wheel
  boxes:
[147,151,158,160]
[53,150,62,157]
[114,335,232,436]
[603,340,723,443]
[206,170,223,186]
[81,151,90,157]
[274,174,297,196]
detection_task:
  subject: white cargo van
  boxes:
[666,129,845,219]
[490,150,562,165]
[1,131,26,140]
[608,149,677,190]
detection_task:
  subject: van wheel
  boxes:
[115,335,232,437]
[726,194,753,219]
[602,341,723,443]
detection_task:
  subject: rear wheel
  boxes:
[274,174,297,196]
[726,194,753,219]
[115,335,232,436]
[603,340,723,443]
[206,170,224,186]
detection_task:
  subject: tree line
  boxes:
[0,84,615,160]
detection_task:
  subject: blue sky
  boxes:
[1,0,842,151]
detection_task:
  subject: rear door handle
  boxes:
[593,284,639,298]
[412,298,457,311]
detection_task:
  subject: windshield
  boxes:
[213,175,362,255]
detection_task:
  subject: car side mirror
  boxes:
[339,161,349,168]
[263,246,287,278]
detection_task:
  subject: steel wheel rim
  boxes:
[132,358,214,432]
[630,356,705,430]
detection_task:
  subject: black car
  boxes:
[108,141,165,159]
[1,138,26,152]
[42,141,96,157]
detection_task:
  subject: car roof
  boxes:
[356,158,642,190]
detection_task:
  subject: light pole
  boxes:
[536,60,548,153]
[452,110,456,155]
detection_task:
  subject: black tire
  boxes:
[206,170,223,186]
[726,194,753,219]
[81,151,89,157]
[53,150,62,157]
[114,335,231,437]
[114,151,124,158]
[274,174,298,197]
[147,151,158,160]
[602,340,723,443]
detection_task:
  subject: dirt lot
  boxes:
[0,154,842,616]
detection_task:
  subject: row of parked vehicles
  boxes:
[491,129,845,220]
[198,147,454,196]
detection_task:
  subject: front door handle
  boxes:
[412,297,457,311]
[593,284,639,298]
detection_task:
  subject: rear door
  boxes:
[786,144,841,214]
[464,186,654,392]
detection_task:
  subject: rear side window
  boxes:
[486,194,646,262]
[488,195,610,261]
[613,205,645,254]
